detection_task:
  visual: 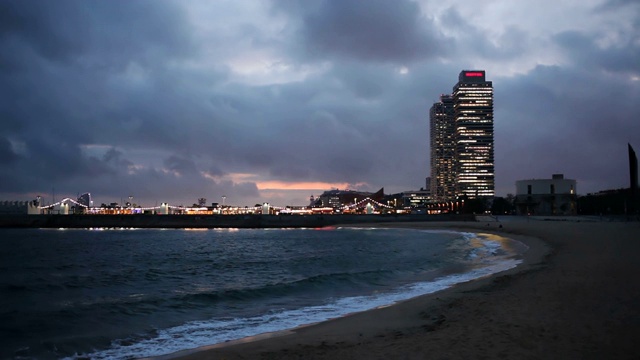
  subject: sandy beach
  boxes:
[156,217,640,360]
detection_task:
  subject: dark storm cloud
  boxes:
[0,0,203,201]
[0,137,18,164]
[1,0,639,206]
[0,0,458,205]
[0,0,194,67]
[329,61,398,99]
[274,0,449,62]
[554,30,640,75]
[163,155,198,176]
[0,0,202,152]
[496,65,640,194]
[569,0,640,75]
[225,61,449,187]
[100,148,133,172]
[595,0,640,11]
[438,7,530,61]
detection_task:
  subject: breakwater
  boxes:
[0,213,475,229]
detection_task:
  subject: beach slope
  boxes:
[160,219,640,360]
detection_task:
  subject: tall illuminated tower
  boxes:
[429,94,456,200]
[453,70,494,198]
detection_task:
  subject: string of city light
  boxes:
[39,198,88,209]
[344,197,393,210]
[39,197,392,212]
[38,198,273,212]
[38,198,186,211]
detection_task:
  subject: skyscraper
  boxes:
[429,94,456,200]
[429,70,494,201]
[453,70,494,198]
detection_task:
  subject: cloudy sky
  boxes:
[1,0,639,207]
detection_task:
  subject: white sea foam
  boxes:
[72,231,524,360]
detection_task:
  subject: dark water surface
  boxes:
[0,227,524,359]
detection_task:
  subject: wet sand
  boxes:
[155,218,640,360]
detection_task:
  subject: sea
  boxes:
[0,226,527,359]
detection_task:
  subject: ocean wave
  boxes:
[2,227,527,359]
[163,268,397,311]
[73,256,522,360]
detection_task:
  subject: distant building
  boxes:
[429,94,456,201]
[514,174,577,215]
[75,193,91,214]
[429,71,494,201]
[151,203,170,215]
[314,188,384,209]
[402,189,431,208]
[453,70,495,199]
[77,193,92,207]
[577,188,636,215]
[0,199,41,214]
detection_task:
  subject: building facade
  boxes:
[402,189,431,208]
[429,70,494,201]
[429,94,456,201]
[514,174,577,215]
[0,200,41,214]
[453,70,494,198]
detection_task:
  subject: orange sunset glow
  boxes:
[256,181,354,191]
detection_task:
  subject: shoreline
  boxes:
[146,220,550,360]
[148,218,640,359]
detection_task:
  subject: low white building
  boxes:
[514,174,577,215]
[0,200,42,214]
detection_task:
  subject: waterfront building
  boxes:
[314,188,384,209]
[514,174,577,215]
[453,70,494,198]
[402,189,431,208]
[0,200,41,214]
[429,71,494,202]
[75,193,91,214]
[429,94,456,201]
[77,193,92,207]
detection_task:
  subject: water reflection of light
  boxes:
[213,228,240,232]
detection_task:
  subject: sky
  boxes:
[1,0,639,207]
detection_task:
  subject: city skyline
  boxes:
[1,1,639,207]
